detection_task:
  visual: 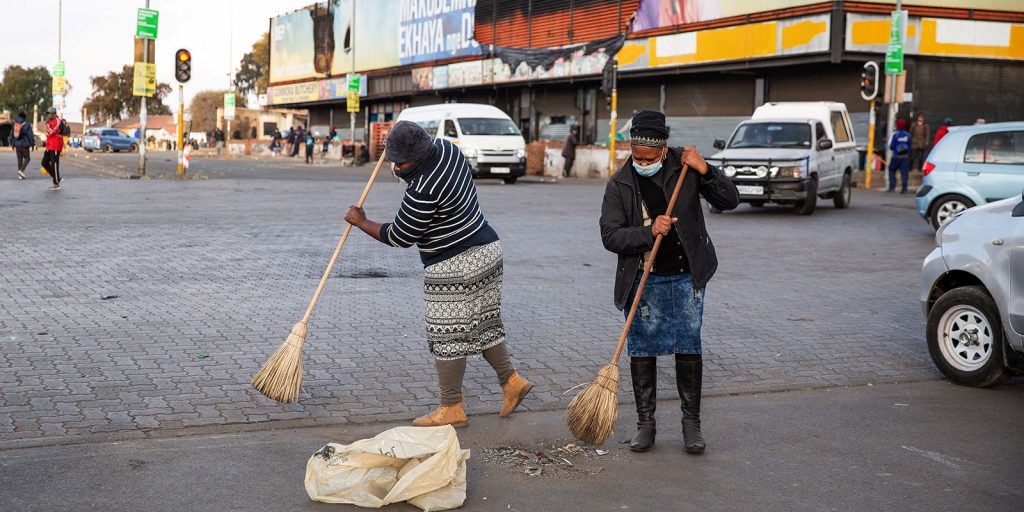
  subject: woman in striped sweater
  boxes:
[345,120,532,427]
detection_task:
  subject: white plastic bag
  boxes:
[305,425,470,511]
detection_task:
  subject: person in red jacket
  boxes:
[41,107,64,190]
[932,117,953,147]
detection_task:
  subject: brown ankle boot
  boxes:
[413,402,468,427]
[500,371,533,417]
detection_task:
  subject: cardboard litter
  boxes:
[305,425,470,511]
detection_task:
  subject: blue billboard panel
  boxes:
[399,0,481,65]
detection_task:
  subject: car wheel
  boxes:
[503,176,518,184]
[130,144,138,152]
[926,286,1009,387]
[793,178,818,215]
[102,144,112,153]
[930,194,974,230]
[749,200,765,208]
[833,173,851,209]
[85,149,93,153]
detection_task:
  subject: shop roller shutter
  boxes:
[477,0,639,48]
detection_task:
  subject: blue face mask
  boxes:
[632,160,663,177]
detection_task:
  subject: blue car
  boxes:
[916,122,1024,230]
[83,128,139,153]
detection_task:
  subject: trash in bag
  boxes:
[305,425,470,511]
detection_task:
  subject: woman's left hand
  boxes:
[682,145,709,175]
[345,205,366,225]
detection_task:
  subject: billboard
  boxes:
[630,0,1024,32]
[399,0,481,65]
[846,13,1024,61]
[270,1,402,85]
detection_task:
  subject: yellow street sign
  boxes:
[51,76,67,95]
[346,90,359,113]
[132,62,156,97]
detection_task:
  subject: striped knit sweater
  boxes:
[380,138,499,266]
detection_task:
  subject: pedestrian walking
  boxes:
[8,112,34,180]
[344,121,533,428]
[304,132,315,164]
[562,125,578,178]
[888,118,911,194]
[214,127,225,155]
[909,114,930,172]
[933,117,953,147]
[599,110,739,454]
[40,107,63,190]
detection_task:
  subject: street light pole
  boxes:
[138,0,149,177]
[58,0,63,111]
[349,0,356,163]
[884,0,902,190]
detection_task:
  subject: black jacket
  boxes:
[600,147,740,310]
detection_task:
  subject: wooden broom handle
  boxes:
[610,163,690,365]
[301,150,388,323]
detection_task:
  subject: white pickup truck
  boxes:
[706,102,860,215]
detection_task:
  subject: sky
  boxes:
[0,0,314,122]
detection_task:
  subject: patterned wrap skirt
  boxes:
[423,241,506,360]
[625,273,704,357]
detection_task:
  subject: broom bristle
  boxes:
[566,363,620,445]
[251,322,308,403]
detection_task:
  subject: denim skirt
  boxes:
[625,273,704,357]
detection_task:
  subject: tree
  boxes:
[0,65,53,117]
[189,89,247,132]
[235,32,270,97]
[82,65,171,123]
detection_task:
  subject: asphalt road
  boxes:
[1,380,1021,512]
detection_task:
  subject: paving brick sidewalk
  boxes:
[0,164,945,448]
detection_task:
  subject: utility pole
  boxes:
[349,0,356,162]
[226,1,233,143]
[884,0,904,189]
[57,0,63,111]
[138,0,150,177]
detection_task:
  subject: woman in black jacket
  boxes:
[599,110,739,454]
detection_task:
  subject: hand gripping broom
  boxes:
[252,151,388,403]
[567,163,689,445]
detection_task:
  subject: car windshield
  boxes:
[457,118,521,136]
[728,122,811,149]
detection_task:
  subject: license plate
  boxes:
[737,185,764,195]
[491,167,510,174]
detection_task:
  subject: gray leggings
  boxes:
[435,342,515,405]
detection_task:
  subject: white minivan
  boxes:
[397,104,527,184]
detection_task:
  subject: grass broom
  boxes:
[251,150,388,403]
[567,163,690,445]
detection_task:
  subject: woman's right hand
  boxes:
[652,215,677,237]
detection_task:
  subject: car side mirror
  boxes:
[817,138,833,150]
[713,139,725,150]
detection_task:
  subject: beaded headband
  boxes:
[631,136,667,147]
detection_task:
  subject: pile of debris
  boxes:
[479,441,612,479]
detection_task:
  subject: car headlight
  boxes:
[774,165,803,178]
[515,149,525,159]
[754,166,769,178]
[462,148,478,158]
[723,166,737,177]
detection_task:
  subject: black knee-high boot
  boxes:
[676,355,706,454]
[629,358,657,452]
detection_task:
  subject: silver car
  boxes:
[920,193,1024,386]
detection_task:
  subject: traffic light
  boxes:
[860,61,879,101]
[601,58,617,102]
[175,49,192,83]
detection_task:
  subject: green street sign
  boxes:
[884,10,904,75]
[136,8,159,39]
[224,92,236,120]
[54,61,65,77]
[347,73,361,92]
